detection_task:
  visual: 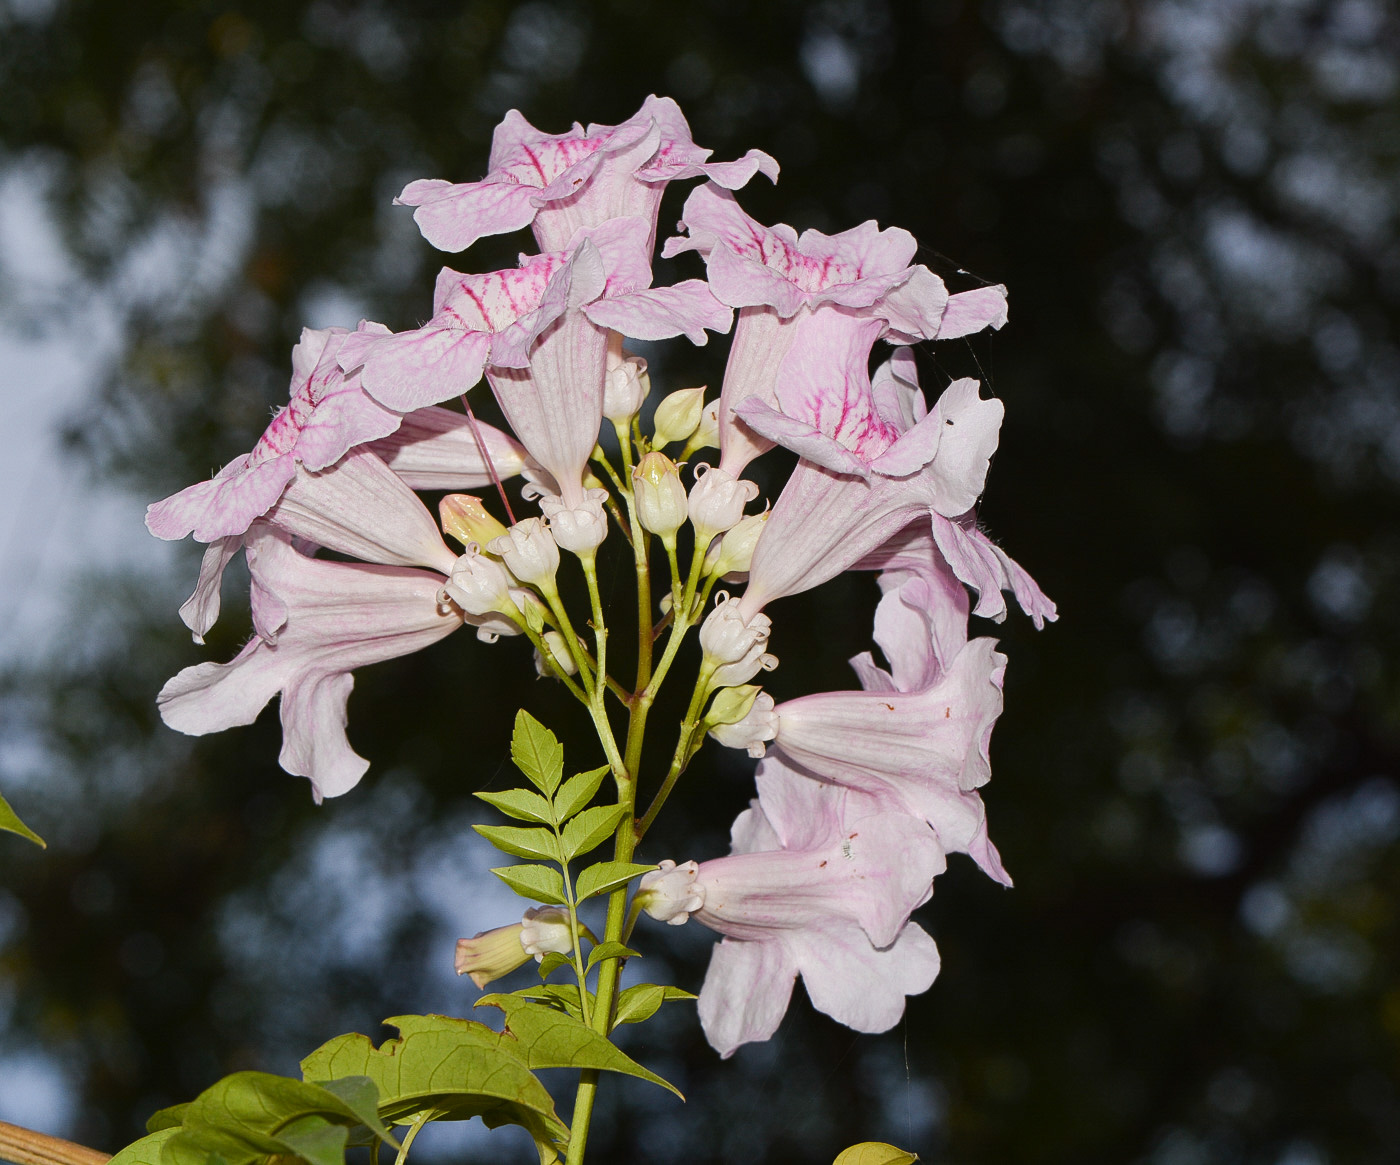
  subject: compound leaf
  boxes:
[511,711,564,796]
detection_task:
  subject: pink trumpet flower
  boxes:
[157,525,468,802]
[736,347,1003,618]
[663,184,1007,475]
[339,217,729,507]
[396,95,778,255]
[638,762,944,1057]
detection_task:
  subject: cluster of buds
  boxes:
[146,94,1054,1062]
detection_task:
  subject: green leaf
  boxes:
[613,984,696,1026]
[145,1103,189,1133]
[559,804,625,861]
[311,1076,397,1143]
[0,790,44,848]
[274,1115,350,1165]
[552,766,610,821]
[511,710,564,795]
[512,983,590,1022]
[585,942,639,972]
[300,1014,567,1155]
[832,1144,918,1165]
[536,951,572,979]
[476,788,555,825]
[474,823,562,863]
[109,1129,178,1165]
[575,861,656,901]
[477,995,683,1099]
[492,863,567,905]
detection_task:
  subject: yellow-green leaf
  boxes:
[108,1129,177,1165]
[833,1143,919,1165]
[553,766,609,821]
[474,823,561,863]
[492,863,567,905]
[511,711,564,795]
[0,791,44,848]
[574,861,656,901]
[559,804,625,861]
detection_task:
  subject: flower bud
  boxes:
[705,511,768,579]
[439,494,508,552]
[443,550,516,618]
[539,488,608,557]
[488,517,559,588]
[681,399,721,460]
[604,352,650,423]
[707,690,778,758]
[632,451,687,540]
[535,630,579,678]
[636,860,704,925]
[453,906,575,989]
[651,386,707,447]
[699,594,777,688]
[688,465,760,541]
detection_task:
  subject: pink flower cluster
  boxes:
[146,95,1055,1056]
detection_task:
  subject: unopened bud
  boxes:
[636,860,704,926]
[488,517,559,588]
[632,451,687,540]
[535,630,579,678]
[453,906,575,990]
[539,488,608,557]
[707,690,778,758]
[439,494,509,552]
[652,386,707,447]
[688,465,760,541]
[681,398,721,460]
[519,906,575,957]
[706,511,769,579]
[604,353,650,423]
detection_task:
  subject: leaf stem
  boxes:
[393,1112,431,1165]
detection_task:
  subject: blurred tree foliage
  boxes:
[2,0,1399,1162]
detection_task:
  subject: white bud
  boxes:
[708,691,778,758]
[632,452,688,540]
[688,464,760,540]
[699,594,777,687]
[535,630,579,678]
[488,517,559,588]
[706,511,768,579]
[604,353,650,423]
[443,550,516,617]
[520,906,575,958]
[539,488,609,556]
[681,399,721,459]
[652,386,707,447]
[636,860,704,925]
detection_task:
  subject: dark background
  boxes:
[2,1,1399,1162]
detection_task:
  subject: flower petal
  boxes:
[697,936,798,1059]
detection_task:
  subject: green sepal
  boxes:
[559,803,625,861]
[704,683,762,728]
[475,788,555,826]
[536,951,572,979]
[552,765,610,821]
[300,1014,568,1157]
[575,861,656,901]
[477,995,683,1099]
[833,1144,919,1165]
[0,790,44,848]
[491,863,567,905]
[613,984,696,1026]
[145,1103,189,1133]
[109,1129,178,1165]
[585,942,639,972]
[474,823,562,863]
[511,711,564,795]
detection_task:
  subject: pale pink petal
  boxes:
[395,178,540,254]
[929,514,1058,627]
[792,921,941,1035]
[368,406,528,491]
[350,324,493,413]
[267,449,458,574]
[734,400,871,478]
[583,280,732,344]
[870,348,927,430]
[922,379,1005,515]
[178,536,241,644]
[146,455,292,543]
[937,285,1009,338]
[715,306,793,476]
[158,529,462,801]
[697,937,798,1059]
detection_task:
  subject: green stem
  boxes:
[558,855,593,1028]
[635,666,714,840]
[393,1112,431,1165]
[541,583,596,689]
